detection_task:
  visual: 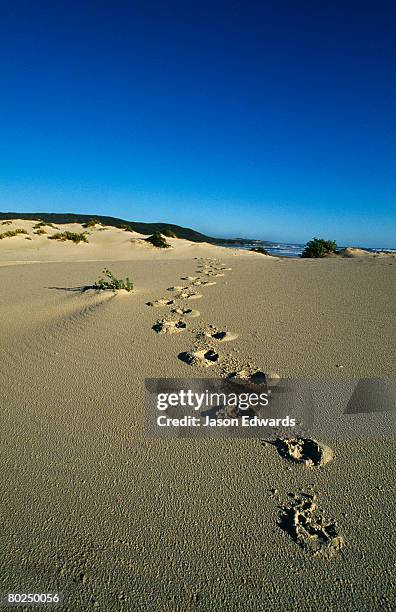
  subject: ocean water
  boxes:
[222,242,305,257]
[223,242,396,259]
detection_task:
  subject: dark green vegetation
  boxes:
[48,231,88,243]
[301,237,337,258]
[160,228,177,238]
[33,220,57,229]
[145,232,171,248]
[94,268,133,292]
[0,229,28,239]
[0,212,257,245]
[250,246,271,255]
[120,224,134,232]
[82,218,102,228]
[34,228,47,235]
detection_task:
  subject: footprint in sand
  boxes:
[181,276,199,281]
[152,319,187,334]
[266,437,333,467]
[208,330,238,342]
[146,298,175,307]
[228,370,267,385]
[278,492,345,557]
[204,271,224,277]
[167,285,188,292]
[178,349,220,367]
[200,281,216,286]
[171,307,200,318]
[226,370,281,389]
[178,292,203,300]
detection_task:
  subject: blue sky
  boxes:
[0,0,395,247]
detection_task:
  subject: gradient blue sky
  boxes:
[0,1,395,247]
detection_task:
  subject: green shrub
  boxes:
[161,227,177,238]
[34,228,47,235]
[33,221,57,229]
[250,246,270,255]
[83,218,101,228]
[94,268,133,292]
[1,220,12,225]
[301,237,337,258]
[145,232,171,248]
[48,231,88,243]
[120,224,134,232]
[0,229,28,239]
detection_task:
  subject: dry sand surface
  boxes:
[0,220,395,610]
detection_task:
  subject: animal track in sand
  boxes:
[152,319,187,334]
[171,307,200,318]
[267,437,333,467]
[200,280,216,286]
[178,349,220,367]
[278,492,345,557]
[146,298,175,307]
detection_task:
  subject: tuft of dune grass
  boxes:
[48,231,88,243]
[0,229,28,239]
[82,218,102,228]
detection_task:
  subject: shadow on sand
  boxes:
[46,285,98,293]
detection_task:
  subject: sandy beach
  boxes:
[0,220,395,610]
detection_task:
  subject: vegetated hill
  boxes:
[0,212,256,245]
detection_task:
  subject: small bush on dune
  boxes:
[145,232,171,248]
[34,228,47,235]
[161,227,177,238]
[301,237,337,258]
[0,228,28,239]
[48,231,88,243]
[33,221,57,229]
[83,218,101,228]
[1,220,13,225]
[120,224,134,232]
[94,268,133,292]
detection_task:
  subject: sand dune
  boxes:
[338,246,396,258]
[0,219,245,265]
[0,220,395,610]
